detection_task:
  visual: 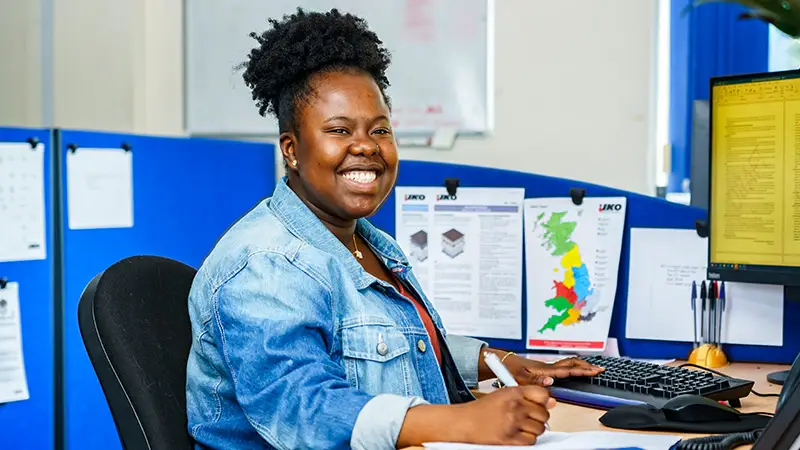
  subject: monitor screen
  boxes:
[708,69,800,286]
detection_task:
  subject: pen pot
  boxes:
[688,343,728,368]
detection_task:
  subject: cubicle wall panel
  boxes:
[0,127,56,450]
[370,161,799,364]
[59,130,275,450]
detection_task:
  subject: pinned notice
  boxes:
[0,143,46,262]
[67,148,134,229]
[0,282,30,403]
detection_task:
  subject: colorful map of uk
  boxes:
[535,211,596,333]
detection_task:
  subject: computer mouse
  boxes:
[662,394,741,423]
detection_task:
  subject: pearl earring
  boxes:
[291,160,298,167]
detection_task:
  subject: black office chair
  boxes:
[78,255,197,450]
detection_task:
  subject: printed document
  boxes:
[423,430,680,450]
[395,187,525,339]
[0,282,30,403]
[625,228,784,346]
[524,197,627,352]
[0,143,46,262]
[67,148,134,229]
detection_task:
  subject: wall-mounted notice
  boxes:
[395,187,525,340]
[0,143,46,263]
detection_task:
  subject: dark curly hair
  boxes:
[240,8,392,134]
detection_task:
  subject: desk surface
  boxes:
[406,361,787,449]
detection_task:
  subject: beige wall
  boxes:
[0,0,658,194]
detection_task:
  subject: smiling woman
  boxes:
[184,7,601,450]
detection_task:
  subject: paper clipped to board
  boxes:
[524,197,627,352]
[0,143,46,263]
[423,430,681,450]
[67,148,134,230]
[394,187,525,340]
[625,228,783,346]
[0,282,30,403]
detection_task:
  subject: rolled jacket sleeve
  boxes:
[213,251,420,449]
[351,394,428,450]
[443,334,488,388]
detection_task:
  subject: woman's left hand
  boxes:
[503,354,604,386]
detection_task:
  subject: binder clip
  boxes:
[121,142,132,152]
[0,278,7,289]
[695,220,709,238]
[26,137,39,149]
[570,187,586,205]
[444,178,460,196]
[67,143,78,154]
[689,344,728,369]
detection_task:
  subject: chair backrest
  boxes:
[78,255,197,450]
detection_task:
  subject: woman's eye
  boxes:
[373,128,390,135]
[329,128,348,134]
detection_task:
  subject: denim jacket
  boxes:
[186,178,487,449]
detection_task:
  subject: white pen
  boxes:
[483,351,550,430]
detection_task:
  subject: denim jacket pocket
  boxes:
[341,322,419,397]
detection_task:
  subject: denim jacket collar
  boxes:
[269,177,409,289]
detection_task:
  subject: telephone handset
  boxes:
[777,353,800,413]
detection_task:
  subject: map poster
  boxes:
[523,197,627,351]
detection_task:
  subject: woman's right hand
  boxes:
[454,386,555,445]
[396,385,555,448]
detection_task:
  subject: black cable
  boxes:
[674,429,763,450]
[677,363,781,398]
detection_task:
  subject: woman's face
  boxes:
[281,70,399,224]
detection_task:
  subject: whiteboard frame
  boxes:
[182,0,495,139]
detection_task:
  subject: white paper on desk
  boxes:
[625,228,784,346]
[424,430,681,450]
[394,187,525,339]
[67,148,133,229]
[0,282,30,403]
[0,143,46,263]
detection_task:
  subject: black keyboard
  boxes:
[550,355,755,410]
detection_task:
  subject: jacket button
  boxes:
[377,342,389,356]
[417,339,427,353]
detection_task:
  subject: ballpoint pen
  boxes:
[718,282,726,348]
[691,280,698,348]
[700,281,707,344]
[708,281,717,345]
[483,351,549,430]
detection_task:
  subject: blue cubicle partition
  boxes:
[58,130,276,450]
[0,127,56,450]
[369,161,800,364]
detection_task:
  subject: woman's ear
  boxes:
[279,131,298,171]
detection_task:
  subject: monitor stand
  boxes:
[767,286,800,386]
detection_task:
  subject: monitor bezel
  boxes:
[706,68,800,287]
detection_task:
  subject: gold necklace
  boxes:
[352,234,363,260]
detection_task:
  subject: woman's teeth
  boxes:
[341,170,377,184]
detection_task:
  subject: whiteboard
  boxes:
[185,0,491,136]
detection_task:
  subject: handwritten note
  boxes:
[625,228,784,346]
[0,143,46,262]
[67,148,134,229]
[0,282,30,403]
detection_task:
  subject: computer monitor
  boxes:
[707,69,800,384]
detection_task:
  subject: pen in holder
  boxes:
[688,280,728,368]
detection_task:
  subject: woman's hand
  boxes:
[454,385,555,445]
[504,354,604,386]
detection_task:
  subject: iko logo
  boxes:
[404,194,426,201]
[437,194,458,201]
[708,272,720,280]
[598,203,623,212]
